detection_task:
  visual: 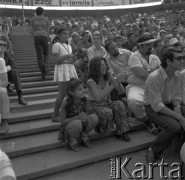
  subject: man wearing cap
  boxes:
[0,38,27,105]
[126,34,161,133]
[169,38,182,51]
[31,7,50,80]
[144,47,185,163]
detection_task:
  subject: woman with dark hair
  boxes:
[87,57,131,141]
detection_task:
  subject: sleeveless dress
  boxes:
[87,78,130,134]
[52,42,78,82]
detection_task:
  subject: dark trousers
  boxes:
[145,104,185,157]
[34,35,49,77]
[8,68,21,95]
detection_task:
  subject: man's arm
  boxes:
[4,51,17,69]
[128,54,150,79]
[148,75,183,121]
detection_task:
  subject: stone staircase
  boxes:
[0,29,157,180]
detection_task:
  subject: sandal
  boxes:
[147,125,158,135]
[69,143,80,152]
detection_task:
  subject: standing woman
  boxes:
[52,27,78,122]
[31,7,50,80]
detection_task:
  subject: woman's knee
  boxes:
[88,114,99,126]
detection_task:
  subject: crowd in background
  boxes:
[1,6,185,179]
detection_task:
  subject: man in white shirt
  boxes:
[105,41,132,87]
[87,33,107,62]
[126,34,160,133]
[144,47,185,163]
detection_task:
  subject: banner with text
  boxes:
[93,0,130,6]
[131,0,161,4]
[0,0,29,5]
[33,0,59,6]
[61,0,92,6]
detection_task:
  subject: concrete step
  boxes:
[1,123,145,158]
[10,98,55,113]
[20,71,54,78]
[35,149,182,180]
[9,108,53,123]
[17,64,55,70]
[9,91,57,103]
[13,54,53,60]
[19,76,53,82]
[19,68,54,73]
[15,80,56,89]
[11,130,155,180]
[8,85,57,96]
[0,118,60,140]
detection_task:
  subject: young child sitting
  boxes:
[58,78,99,151]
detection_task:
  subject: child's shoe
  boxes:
[69,139,80,152]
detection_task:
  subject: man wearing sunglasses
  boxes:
[144,47,185,163]
[169,38,182,51]
[0,38,27,105]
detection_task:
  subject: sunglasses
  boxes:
[0,43,6,47]
[174,56,185,61]
[174,43,181,47]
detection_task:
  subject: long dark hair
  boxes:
[65,78,86,112]
[88,57,109,84]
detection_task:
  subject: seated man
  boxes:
[105,41,132,88]
[126,34,160,134]
[144,48,185,163]
[0,37,27,105]
[87,33,107,62]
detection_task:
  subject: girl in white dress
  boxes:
[52,27,78,121]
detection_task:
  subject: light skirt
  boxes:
[0,92,9,119]
[54,64,78,82]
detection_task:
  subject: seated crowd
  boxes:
[1,10,185,180]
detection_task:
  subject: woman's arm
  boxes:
[109,74,125,95]
[88,80,114,103]
[53,53,75,65]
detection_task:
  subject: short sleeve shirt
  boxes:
[0,58,7,93]
[127,51,161,87]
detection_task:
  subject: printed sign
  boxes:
[0,0,29,5]
[132,0,161,3]
[33,0,59,6]
[61,0,92,6]
[93,0,130,6]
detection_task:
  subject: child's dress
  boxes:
[0,58,9,119]
[52,42,78,82]
[58,97,88,144]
